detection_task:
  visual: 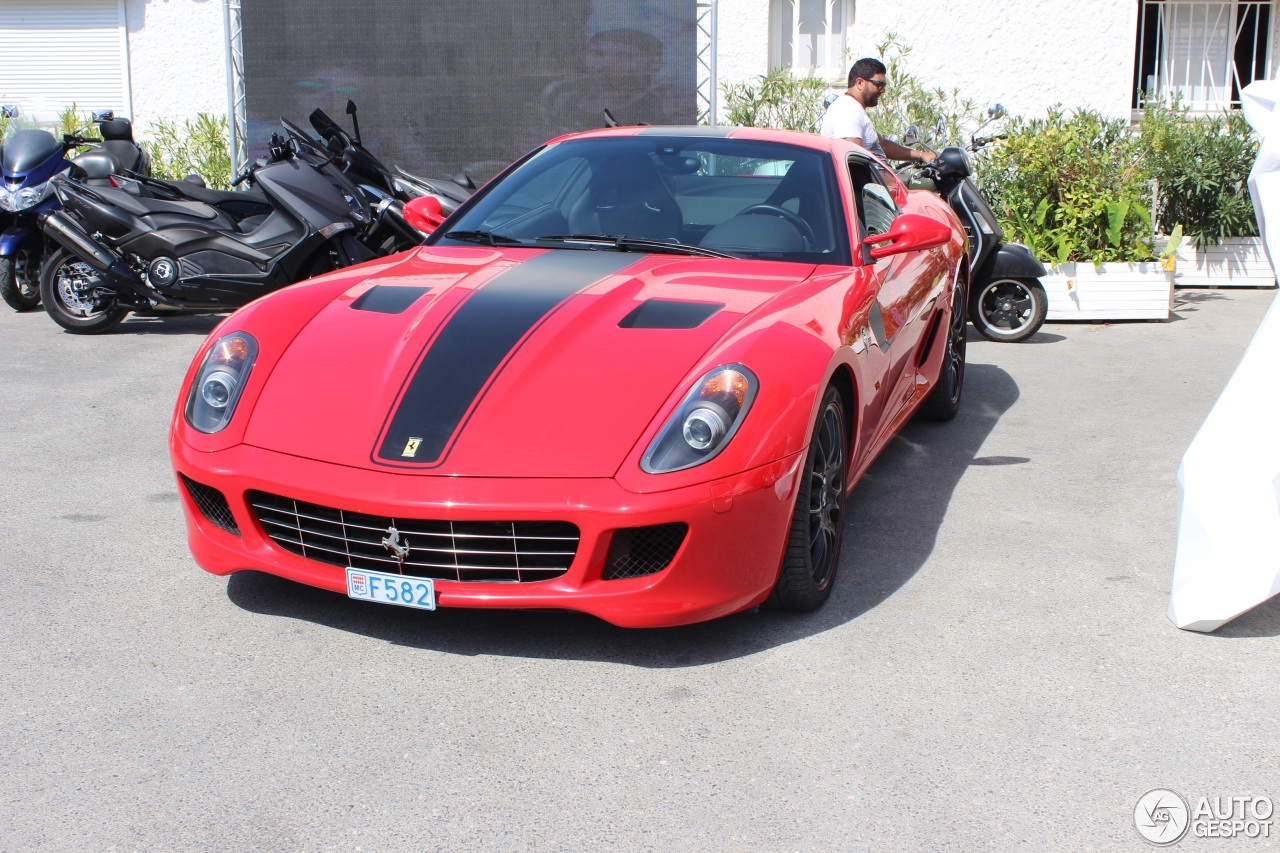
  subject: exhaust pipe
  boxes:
[41,212,142,290]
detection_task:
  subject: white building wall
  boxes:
[123,0,228,130]
[715,0,1144,120]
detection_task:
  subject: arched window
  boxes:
[770,0,850,79]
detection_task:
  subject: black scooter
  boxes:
[38,120,375,334]
[902,108,1048,342]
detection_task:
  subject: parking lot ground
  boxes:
[2,288,1279,852]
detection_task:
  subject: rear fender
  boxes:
[978,243,1047,281]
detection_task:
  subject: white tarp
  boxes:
[1167,80,1280,632]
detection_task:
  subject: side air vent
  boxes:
[602,523,688,580]
[179,474,240,535]
[351,285,431,314]
[619,299,724,329]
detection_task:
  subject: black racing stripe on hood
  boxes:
[375,250,639,466]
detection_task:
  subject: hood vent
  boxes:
[351,285,431,314]
[619,299,724,329]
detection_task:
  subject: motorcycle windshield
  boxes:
[2,128,61,175]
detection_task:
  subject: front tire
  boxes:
[39,249,128,334]
[0,248,43,311]
[768,385,847,611]
[968,277,1047,343]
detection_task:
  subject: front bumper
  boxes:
[171,441,805,627]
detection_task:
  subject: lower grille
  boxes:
[602,523,688,580]
[246,491,578,583]
[180,474,240,535]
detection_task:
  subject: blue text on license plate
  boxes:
[346,567,435,611]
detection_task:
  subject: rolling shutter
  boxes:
[0,0,129,117]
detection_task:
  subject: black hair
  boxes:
[848,57,887,88]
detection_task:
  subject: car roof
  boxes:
[545,123,883,165]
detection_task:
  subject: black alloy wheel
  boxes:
[969,277,1047,343]
[39,248,129,334]
[768,385,847,611]
[0,247,43,311]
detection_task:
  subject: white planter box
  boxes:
[1153,235,1277,288]
[1043,262,1175,321]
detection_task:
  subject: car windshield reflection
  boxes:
[433,136,851,265]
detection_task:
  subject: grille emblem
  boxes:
[381,525,410,568]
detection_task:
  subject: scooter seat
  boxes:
[98,140,143,174]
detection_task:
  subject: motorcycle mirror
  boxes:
[403,195,445,235]
[603,107,620,128]
[988,103,1006,119]
[1,104,18,119]
[92,109,114,123]
[902,125,920,146]
[934,117,947,141]
[345,99,362,145]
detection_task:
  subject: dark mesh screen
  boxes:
[602,523,688,580]
[242,2,697,183]
[179,474,241,536]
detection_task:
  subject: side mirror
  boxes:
[345,99,357,116]
[1,104,18,119]
[863,213,953,259]
[92,109,114,123]
[902,125,920,146]
[988,103,1006,120]
[403,195,445,234]
[934,117,946,141]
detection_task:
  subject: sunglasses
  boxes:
[861,78,888,89]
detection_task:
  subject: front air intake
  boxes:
[179,474,240,535]
[602,523,688,580]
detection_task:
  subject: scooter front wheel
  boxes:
[0,248,43,311]
[968,277,1047,343]
[39,249,129,334]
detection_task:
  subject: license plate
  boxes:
[346,567,435,611]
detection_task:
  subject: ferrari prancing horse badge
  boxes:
[402,437,422,458]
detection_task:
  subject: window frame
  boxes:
[1133,0,1277,111]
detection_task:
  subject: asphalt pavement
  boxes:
[2,289,1278,851]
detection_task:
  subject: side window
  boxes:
[861,181,898,236]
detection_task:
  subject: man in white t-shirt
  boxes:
[820,57,935,165]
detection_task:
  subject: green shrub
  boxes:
[145,113,232,189]
[979,107,1154,264]
[720,67,829,132]
[1141,100,1257,248]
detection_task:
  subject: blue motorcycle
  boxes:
[0,107,148,311]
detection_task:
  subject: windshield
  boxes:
[433,136,851,265]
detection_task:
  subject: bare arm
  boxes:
[879,138,935,163]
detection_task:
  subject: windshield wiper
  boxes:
[443,230,527,247]
[535,234,733,259]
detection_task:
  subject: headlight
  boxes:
[0,181,52,212]
[185,332,258,433]
[641,365,758,474]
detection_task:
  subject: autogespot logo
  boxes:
[1135,789,1191,846]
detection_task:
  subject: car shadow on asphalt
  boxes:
[226,362,1020,667]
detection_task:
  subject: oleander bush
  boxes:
[145,113,232,189]
[720,67,829,133]
[1140,99,1258,249]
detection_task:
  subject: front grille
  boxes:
[602,523,688,580]
[180,474,240,535]
[246,491,578,583]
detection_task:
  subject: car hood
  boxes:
[243,246,816,477]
